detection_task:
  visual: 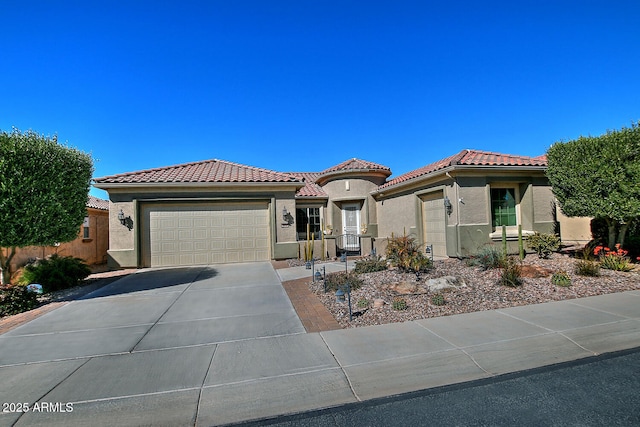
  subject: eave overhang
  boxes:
[371,164,547,198]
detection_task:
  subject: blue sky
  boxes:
[2,1,639,199]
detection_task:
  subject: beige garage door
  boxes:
[143,203,270,267]
[422,193,447,258]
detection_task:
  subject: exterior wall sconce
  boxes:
[117,209,133,231]
[444,196,453,216]
[281,207,294,226]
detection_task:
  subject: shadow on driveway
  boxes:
[80,266,219,299]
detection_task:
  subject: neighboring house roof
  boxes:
[93,159,302,185]
[378,149,547,191]
[87,195,109,210]
[288,172,328,199]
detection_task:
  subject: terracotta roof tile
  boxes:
[378,151,466,190]
[94,159,302,184]
[379,150,546,190]
[457,150,548,167]
[86,195,109,210]
[288,172,328,198]
[321,158,391,175]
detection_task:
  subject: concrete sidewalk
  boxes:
[1,263,639,426]
[275,260,356,282]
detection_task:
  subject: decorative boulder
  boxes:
[373,299,385,308]
[388,281,418,294]
[427,276,466,292]
[520,265,552,278]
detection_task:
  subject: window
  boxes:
[491,188,517,227]
[296,207,321,240]
[82,216,90,239]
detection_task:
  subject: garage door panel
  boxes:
[145,203,270,267]
[225,229,239,239]
[210,228,224,238]
[178,218,193,228]
[211,252,225,264]
[179,241,194,252]
[192,230,208,240]
[193,218,208,228]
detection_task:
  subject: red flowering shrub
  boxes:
[594,244,634,272]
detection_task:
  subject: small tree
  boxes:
[0,129,93,284]
[546,122,640,248]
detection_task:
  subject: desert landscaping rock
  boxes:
[427,276,467,292]
[373,299,385,308]
[387,281,420,294]
[309,253,640,329]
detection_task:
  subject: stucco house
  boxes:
[93,150,588,269]
[3,195,110,277]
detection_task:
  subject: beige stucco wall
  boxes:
[373,170,571,258]
[321,176,383,235]
[457,178,489,225]
[376,193,418,240]
[556,206,592,246]
[532,180,556,224]
[4,208,109,282]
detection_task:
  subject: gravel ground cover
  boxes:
[308,253,640,328]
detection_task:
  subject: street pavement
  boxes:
[252,347,640,426]
[0,262,639,426]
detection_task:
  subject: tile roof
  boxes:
[457,150,548,167]
[86,195,109,210]
[288,172,328,198]
[93,159,302,185]
[379,150,547,190]
[320,158,391,175]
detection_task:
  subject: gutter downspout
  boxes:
[446,172,462,258]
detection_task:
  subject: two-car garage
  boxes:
[141,203,271,267]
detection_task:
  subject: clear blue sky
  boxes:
[2,1,639,199]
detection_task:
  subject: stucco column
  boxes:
[326,201,333,232]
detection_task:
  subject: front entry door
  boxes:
[342,203,360,250]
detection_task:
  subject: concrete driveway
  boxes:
[0,262,306,426]
[2,262,639,426]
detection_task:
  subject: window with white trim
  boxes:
[82,216,90,239]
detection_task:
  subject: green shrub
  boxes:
[386,232,433,273]
[599,253,634,272]
[527,232,561,259]
[499,257,523,287]
[431,293,446,306]
[551,271,571,287]
[575,259,600,277]
[354,257,388,274]
[595,245,634,272]
[392,297,407,311]
[467,246,506,270]
[357,298,370,308]
[578,242,597,261]
[324,271,363,293]
[0,286,39,316]
[19,254,91,292]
